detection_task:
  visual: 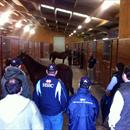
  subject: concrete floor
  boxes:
[39,58,110,130]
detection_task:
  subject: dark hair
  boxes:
[124,65,130,80]
[5,78,22,94]
[116,63,124,72]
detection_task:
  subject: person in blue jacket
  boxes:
[33,64,68,130]
[67,76,99,130]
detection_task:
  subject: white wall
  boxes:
[53,36,65,52]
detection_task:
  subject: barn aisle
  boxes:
[39,58,109,130]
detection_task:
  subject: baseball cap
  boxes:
[10,58,23,67]
[80,76,92,88]
[47,64,57,72]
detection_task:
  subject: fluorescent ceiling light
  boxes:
[30,28,35,35]
[73,30,76,33]
[23,19,27,22]
[101,0,120,11]
[12,11,19,16]
[55,8,72,14]
[88,28,93,31]
[0,11,11,26]
[24,25,30,32]
[85,16,91,23]
[0,2,4,6]
[102,37,109,40]
[78,25,82,29]
[43,17,46,21]
[15,21,22,28]
[73,12,87,18]
[41,4,54,10]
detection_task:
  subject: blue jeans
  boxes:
[42,112,63,130]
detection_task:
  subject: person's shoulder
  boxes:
[90,94,98,103]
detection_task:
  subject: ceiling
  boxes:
[0,0,120,39]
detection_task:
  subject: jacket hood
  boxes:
[0,95,30,124]
[3,66,23,80]
[77,87,90,94]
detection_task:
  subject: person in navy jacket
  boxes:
[67,76,99,130]
[33,64,68,130]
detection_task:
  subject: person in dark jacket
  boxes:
[87,54,96,83]
[67,76,99,130]
[109,65,130,130]
[1,57,31,99]
[101,62,124,123]
[33,64,68,130]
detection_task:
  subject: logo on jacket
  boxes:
[73,98,93,104]
[42,79,54,88]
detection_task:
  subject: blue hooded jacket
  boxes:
[67,87,99,130]
[33,75,68,116]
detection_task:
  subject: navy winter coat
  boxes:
[67,87,99,130]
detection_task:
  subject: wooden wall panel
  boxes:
[10,38,19,57]
[111,39,118,74]
[118,39,130,65]
[96,40,103,85]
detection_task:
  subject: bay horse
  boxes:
[19,53,74,95]
[50,51,69,64]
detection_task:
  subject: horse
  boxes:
[50,51,69,64]
[19,53,74,95]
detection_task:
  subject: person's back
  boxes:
[1,58,31,99]
[33,64,68,130]
[0,78,43,130]
[88,55,96,69]
[67,76,99,130]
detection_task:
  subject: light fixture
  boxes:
[41,4,54,10]
[88,28,93,31]
[12,11,19,16]
[78,25,82,30]
[93,39,97,41]
[0,10,11,26]
[15,21,22,28]
[73,12,87,18]
[73,30,76,33]
[43,17,46,21]
[30,28,35,35]
[24,25,30,32]
[102,37,109,40]
[0,2,4,6]
[101,0,119,11]
[55,8,72,14]
[23,19,27,22]
[85,16,91,23]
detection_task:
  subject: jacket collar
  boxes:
[77,87,90,94]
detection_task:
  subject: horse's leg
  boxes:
[63,59,65,64]
[52,58,55,64]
